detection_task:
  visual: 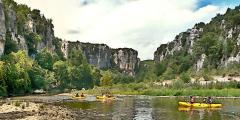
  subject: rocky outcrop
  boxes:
[0,0,139,75]
[112,48,140,76]
[154,6,240,71]
[0,0,6,55]
[196,54,206,71]
[81,43,112,69]
[154,26,203,62]
[63,41,140,75]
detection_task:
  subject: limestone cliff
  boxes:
[154,6,240,71]
[0,0,6,55]
[0,0,140,75]
[61,41,140,75]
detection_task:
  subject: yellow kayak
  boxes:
[179,102,222,108]
[178,106,222,111]
[96,96,115,99]
[72,96,86,99]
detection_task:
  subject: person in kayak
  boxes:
[80,93,85,97]
[75,93,79,97]
[203,97,207,103]
[189,96,195,104]
[207,96,213,104]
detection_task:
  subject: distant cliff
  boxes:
[61,41,140,76]
[154,6,240,71]
[0,0,140,75]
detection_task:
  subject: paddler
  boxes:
[80,93,85,97]
[207,96,213,104]
[75,93,79,97]
[189,96,195,104]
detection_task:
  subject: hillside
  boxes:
[153,6,240,79]
[0,0,139,96]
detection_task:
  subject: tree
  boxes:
[100,71,113,87]
[25,32,42,56]
[28,64,46,90]
[91,67,102,86]
[4,31,19,55]
[0,61,7,96]
[53,61,68,88]
[180,73,191,83]
[68,49,87,66]
[155,63,166,76]
[4,51,33,94]
[36,49,54,70]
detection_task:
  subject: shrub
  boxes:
[180,73,191,83]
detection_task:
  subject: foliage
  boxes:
[100,71,113,87]
[91,67,101,86]
[180,73,191,83]
[53,61,68,88]
[28,63,46,90]
[24,32,42,56]
[4,31,19,55]
[4,51,33,94]
[36,49,55,70]
[112,72,135,84]
[136,60,158,82]
[154,63,166,76]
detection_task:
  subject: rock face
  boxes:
[81,43,112,69]
[112,48,140,76]
[0,0,140,76]
[154,6,240,71]
[63,41,140,75]
[154,26,203,62]
[0,0,6,55]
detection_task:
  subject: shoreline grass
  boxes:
[84,86,240,97]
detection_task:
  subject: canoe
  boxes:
[178,102,222,108]
[72,96,86,99]
[96,96,115,99]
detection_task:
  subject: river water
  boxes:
[63,96,240,120]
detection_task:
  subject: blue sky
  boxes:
[197,0,239,9]
[15,0,240,60]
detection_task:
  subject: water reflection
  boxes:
[62,96,240,120]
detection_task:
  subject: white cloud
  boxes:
[14,0,226,60]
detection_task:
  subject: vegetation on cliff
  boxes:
[1,0,240,97]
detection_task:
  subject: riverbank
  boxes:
[84,85,240,97]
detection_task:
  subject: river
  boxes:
[61,95,240,120]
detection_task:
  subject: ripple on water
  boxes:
[133,98,153,120]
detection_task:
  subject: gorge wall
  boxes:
[154,6,240,71]
[0,0,140,76]
[0,0,6,55]
[61,41,140,76]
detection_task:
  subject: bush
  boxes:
[0,86,7,97]
[180,73,191,83]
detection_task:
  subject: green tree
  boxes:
[100,71,113,87]
[180,73,191,83]
[154,63,166,76]
[0,61,7,96]
[68,49,87,66]
[36,49,54,70]
[4,31,19,55]
[28,64,46,90]
[4,51,33,94]
[25,32,42,56]
[91,67,101,86]
[53,61,68,88]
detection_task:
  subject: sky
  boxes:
[14,0,240,60]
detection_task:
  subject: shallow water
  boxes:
[63,96,240,120]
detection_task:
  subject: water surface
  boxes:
[63,96,240,120]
